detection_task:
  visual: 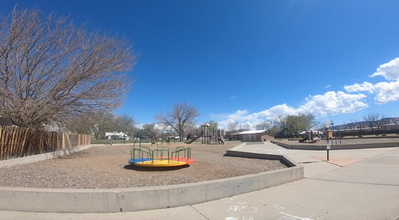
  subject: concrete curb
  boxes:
[0,144,304,213]
[0,145,93,168]
[225,148,300,168]
[271,140,399,150]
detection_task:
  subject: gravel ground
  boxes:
[0,142,287,189]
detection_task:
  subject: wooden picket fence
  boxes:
[0,126,90,160]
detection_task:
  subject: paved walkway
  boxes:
[2,142,399,220]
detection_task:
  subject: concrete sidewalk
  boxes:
[2,142,399,220]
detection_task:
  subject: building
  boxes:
[238,130,274,142]
[225,131,242,140]
[104,131,130,140]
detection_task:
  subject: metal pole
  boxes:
[326,140,331,161]
[327,149,330,161]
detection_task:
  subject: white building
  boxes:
[104,131,130,140]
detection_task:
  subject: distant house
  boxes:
[104,131,130,140]
[238,130,274,142]
[0,117,16,126]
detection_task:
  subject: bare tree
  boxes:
[227,120,239,132]
[183,123,200,139]
[348,118,360,130]
[255,121,272,130]
[69,111,117,140]
[362,113,381,131]
[155,102,200,142]
[378,114,388,130]
[0,7,137,128]
[207,120,219,132]
[68,114,93,135]
[142,123,155,130]
[115,114,135,141]
[348,118,360,137]
[239,123,251,131]
[142,123,161,139]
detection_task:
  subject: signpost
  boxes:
[326,141,331,161]
[325,118,331,161]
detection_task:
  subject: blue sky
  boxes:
[2,0,399,129]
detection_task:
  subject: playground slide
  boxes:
[219,136,225,145]
[185,135,201,144]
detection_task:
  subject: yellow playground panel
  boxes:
[129,146,193,168]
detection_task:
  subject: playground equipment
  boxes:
[133,129,158,147]
[299,131,320,143]
[185,123,225,145]
[129,146,193,167]
[185,132,202,144]
[160,128,178,145]
[130,129,193,167]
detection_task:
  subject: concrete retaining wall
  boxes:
[0,165,303,213]
[0,144,304,213]
[0,145,92,168]
[225,149,299,167]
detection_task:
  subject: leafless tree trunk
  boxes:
[255,121,272,130]
[362,113,381,131]
[378,114,388,130]
[239,123,251,131]
[155,102,200,142]
[227,120,239,132]
[207,120,219,132]
[0,7,137,128]
[348,118,358,137]
[142,123,161,139]
[69,111,117,140]
[115,114,136,142]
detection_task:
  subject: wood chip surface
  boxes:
[0,142,287,189]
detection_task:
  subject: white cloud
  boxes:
[324,84,331,88]
[229,110,249,119]
[373,80,399,104]
[215,58,399,130]
[230,96,236,100]
[300,91,368,116]
[344,81,399,105]
[344,82,374,93]
[252,104,299,119]
[344,58,399,104]
[215,91,368,130]
[369,58,399,80]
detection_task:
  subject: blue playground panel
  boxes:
[129,158,152,164]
